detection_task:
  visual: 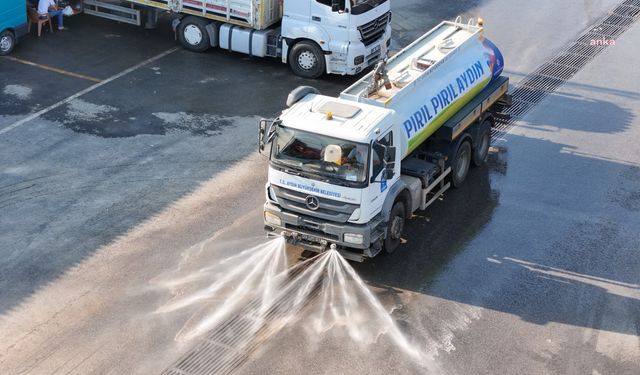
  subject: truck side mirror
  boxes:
[383,146,396,179]
[258,119,277,153]
[371,142,396,182]
[331,0,345,12]
[383,166,395,180]
[258,119,267,152]
[385,146,397,163]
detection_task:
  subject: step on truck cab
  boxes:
[76,0,392,78]
[0,0,28,55]
[260,18,511,260]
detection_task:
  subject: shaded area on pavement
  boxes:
[10,14,176,80]
[355,128,640,338]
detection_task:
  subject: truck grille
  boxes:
[272,186,358,224]
[358,12,391,46]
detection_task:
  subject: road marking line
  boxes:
[1,56,102,83]
[0,47,179,137]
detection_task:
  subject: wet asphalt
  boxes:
[1,0,639,374]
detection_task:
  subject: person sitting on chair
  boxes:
[38,0,68,31]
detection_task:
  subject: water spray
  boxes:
[154,235,435,371]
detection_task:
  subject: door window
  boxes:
[372,131,392,178]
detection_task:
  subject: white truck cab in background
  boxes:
[80,0,391,78]
[280,0,392,77]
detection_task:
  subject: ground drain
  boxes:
[160,258,322,375]
[492,0,640,140]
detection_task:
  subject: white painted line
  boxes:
[2,56,102,83]
[0,47,180,136]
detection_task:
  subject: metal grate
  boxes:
[520,74,565,92]
[492,0,640,140]
[552,53,592,68]
[613,5,640,17]
[591,23,626,37]
[566,43,606,56]
[160,263,322,375]
[601,14,635,27]
[535,63,579,80]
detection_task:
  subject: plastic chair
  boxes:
[27,8,53,37]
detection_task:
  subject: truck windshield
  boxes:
[351,0,388,15]
[270,125,369,185]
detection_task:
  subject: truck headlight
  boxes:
[354,55,364,65]
[264,212,281,227]
[343,233,364,245]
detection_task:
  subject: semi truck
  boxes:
[1,0,28,55]
[259,18,511,261]
[74,0,392,78]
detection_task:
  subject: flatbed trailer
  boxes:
[74,0,279,28]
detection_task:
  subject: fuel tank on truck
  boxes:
[340,19,504,158]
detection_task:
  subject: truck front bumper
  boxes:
[264,201,384,261]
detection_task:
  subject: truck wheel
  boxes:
[289,41,325,79]
[384,201,405,254]
[0,30,15,56]
[473,120,492,167]
[177,17,210,52]
[452,140,471,188]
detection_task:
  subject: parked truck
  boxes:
[259,18,511,261]
[1,0,28,55]
[75,0,392,78]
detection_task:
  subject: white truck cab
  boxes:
[268,92,397,220]
[262,92,399,258]
[281,0,392,76]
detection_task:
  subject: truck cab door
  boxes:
[367,131,394,217]
[310,0,349,53]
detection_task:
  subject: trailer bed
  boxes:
[128,0,281,29]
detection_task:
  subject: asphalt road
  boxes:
[1,0,639,374]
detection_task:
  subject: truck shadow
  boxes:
[511,91,634,134]
[353,100,639,337]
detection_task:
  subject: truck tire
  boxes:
[452,140,471,188]
[473,120,492,167]
[384,201,405,254]
[289,41,325,79]
[0,30,15,56]
[177,17,210,52]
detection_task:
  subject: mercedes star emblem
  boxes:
[305,195,320,211]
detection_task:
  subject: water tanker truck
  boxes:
[259,18,511,260]
[72,0,391,78]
